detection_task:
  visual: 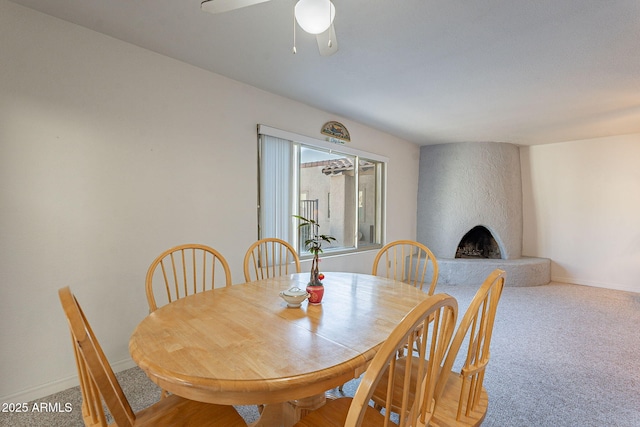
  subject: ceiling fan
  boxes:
[201,0,338,56]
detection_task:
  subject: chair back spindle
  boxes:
[146,243,232,312]
[372,240,439,295]
[243,238,300,282]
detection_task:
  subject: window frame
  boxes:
[257,124,387,259]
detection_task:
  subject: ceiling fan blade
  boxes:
[201,0,271,14]
[316,24,338,56]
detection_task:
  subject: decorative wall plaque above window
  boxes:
[321,121,350,143]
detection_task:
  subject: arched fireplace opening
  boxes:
[455,226,502,259]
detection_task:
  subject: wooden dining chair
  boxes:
[58,287,246,427]
[370,269,505,426]
[293,293,458,427]
[429,268,506,427]
[243,237,301,282]
[145,243,232,312]
[372,240,439,295]
[365,239,440,392]
[338,240,440,394]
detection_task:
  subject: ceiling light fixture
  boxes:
[294,0,335,35]
[201,0,338,56]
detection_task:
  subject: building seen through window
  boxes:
[258,126,386,256]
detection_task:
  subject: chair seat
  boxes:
[294,397,394,427]
[134,393,246,426]
[429,373,488,427]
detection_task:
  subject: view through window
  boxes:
[258,126,386,257]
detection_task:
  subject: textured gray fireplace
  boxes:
[417,142,549,286]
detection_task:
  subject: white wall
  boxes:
[0,1,420,402]
[521,135,640,293]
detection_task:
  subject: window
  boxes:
[258,125,386,257]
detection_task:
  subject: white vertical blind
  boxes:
[259,134,293,244]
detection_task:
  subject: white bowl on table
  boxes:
[279,287,309,308]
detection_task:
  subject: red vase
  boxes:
[306,285,324,304]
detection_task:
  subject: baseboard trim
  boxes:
[0,358,137,403]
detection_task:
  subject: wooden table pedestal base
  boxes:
[249,394,327,427]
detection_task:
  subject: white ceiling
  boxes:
[9,0,640,145]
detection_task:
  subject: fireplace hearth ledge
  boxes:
[424,257,551,287]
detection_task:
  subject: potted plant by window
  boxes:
[294,215,335,304]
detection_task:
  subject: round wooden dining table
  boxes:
[129,272,430,426]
